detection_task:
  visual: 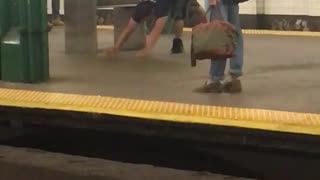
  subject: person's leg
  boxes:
[47,0,53,31]
[173,20,184,40]
[52,0,64,26]
[173,0,185,40]
[171,20,184,54]
[52,0,59,19]
[228,4,243,78]
[171,0,203,54]
[171,0,187,54]
[195,2,228,93]
[223,3,243,93]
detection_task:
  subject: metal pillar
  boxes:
[64,0,97,54]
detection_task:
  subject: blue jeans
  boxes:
[52,0,60,18]
[206,1,244,80]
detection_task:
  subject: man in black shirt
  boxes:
[106,0,171,57]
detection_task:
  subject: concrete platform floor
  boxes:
[0,28,319,114]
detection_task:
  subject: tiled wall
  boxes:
[239,0,320,16]
[308,0,320,16]
[239,0,257,14]
[47,0,65,15]
[48,0,320,17]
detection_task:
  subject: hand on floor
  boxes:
[136,48,150,58]
[106,47,119,58]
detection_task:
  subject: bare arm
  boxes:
[136,16,167,57]
[106,18,137,56]
[145,16,167,51]
[115,18,137,49]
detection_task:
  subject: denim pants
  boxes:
[205,1,244,80]
[52,0,60,18]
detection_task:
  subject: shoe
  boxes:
[52,18,64,26]
[223,78,242,93]
[47,22,53,32]
[194,80,223,93]
[171,38,184,54]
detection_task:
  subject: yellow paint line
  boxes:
[0,88,319,136]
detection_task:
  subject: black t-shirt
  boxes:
[132,0,171,23]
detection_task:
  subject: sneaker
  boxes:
[52,18,64,26]
[47,22,53,32]
[194,80,223,93]
[223,78,242,93]
[171,38,184,54]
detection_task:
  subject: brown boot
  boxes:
[223,78,242,93]
[194,80,223,93]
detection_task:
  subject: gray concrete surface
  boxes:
[0,145,252,180]
[0,28,319,113]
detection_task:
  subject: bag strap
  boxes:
[205,4,224,22]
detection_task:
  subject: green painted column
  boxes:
[1,0,49,83]
[0,0,10,79]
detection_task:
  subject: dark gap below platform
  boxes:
[1,125,320,180]
[0,125,258,179]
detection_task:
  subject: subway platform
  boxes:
[0,27,320,153]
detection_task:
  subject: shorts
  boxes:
[131,1,155,23]
[132,0,170,23]
[171,0,200,20]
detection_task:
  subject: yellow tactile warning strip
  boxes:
[0,88,320,136]
[97,25,320,37]
[242,29,320,37]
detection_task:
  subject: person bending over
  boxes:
[106,0,170,58]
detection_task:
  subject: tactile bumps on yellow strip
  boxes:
[0,88,320,135]
[242,29,320,37]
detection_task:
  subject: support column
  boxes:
[64,0,97,54]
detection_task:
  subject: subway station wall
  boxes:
[47,0,320,31]
[239,0,320,16]
[237,0,320,31]
[47,0,64,15]
[47,0,320,16]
